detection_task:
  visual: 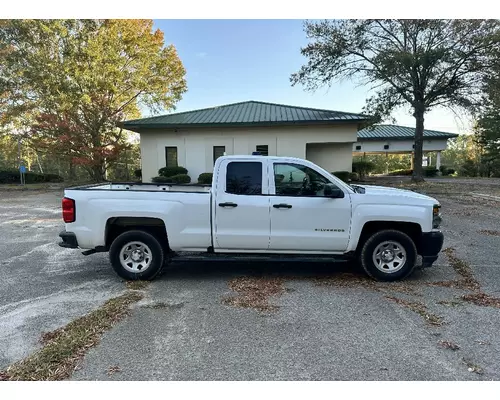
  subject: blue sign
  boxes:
[19,166,26,173]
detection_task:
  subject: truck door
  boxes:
[268,161,351,252]
[213,159,271,250]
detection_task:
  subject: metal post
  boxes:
[18,136,22,185]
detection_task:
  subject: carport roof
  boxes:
[358,124,459,141]
[120,100,372,131]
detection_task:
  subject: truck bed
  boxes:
[67,182,212,193]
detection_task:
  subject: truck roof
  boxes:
[220,155,305,162]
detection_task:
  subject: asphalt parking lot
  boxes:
[1,180,500,380]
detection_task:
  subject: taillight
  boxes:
[62,197,75,223]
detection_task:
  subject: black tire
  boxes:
[359,229,417,282]
[109,230,165,281]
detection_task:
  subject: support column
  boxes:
[436,151,441,170]
[410,153,414,170]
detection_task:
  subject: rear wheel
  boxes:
[109,230,165,280]
[359,229,417,281]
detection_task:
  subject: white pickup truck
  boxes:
[59,155,444,282]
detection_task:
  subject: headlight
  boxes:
[433,204,442,229]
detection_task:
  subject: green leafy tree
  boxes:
[291,19,500,182]
[441,134,482,173]
[475,54,500,177]
[0,19,187,181]
[353,154,413,175]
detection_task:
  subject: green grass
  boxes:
[385,296,444,326]
[0,183,57,190]
[125,280,151,290]
[0,291,143,381]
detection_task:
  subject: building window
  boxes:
[165,147,178,167]
[255,145,269,156]
[226,162,262,195]
[213,146,225,165]
[355,145,362,150]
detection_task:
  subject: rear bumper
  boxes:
[58,230,79,249]
[419,230,444,267]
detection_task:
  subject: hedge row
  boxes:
[0,170,64,184]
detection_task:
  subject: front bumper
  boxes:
[58,230,79,249]
[419,230,444,267]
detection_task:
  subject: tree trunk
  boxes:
[412,107,426,183]
[90,161,106,182]
[68,160,76,181]
[36,152,44,174]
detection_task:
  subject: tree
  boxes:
[475,53,500,177]
[0,19,187,181]
[291,19,500,182]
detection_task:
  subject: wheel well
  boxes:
[357,221,422,253]
[105,217,170,251]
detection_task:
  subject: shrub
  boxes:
[158,166,188,177]
[439,165,455,176]
[197,172,213,184]
[352,160,375,179]
[151,176,172,183]
[170,174,191,184]
[349,172,360,182]
[332,171,351,183]
[42,173,64,183]
[424,166,439,177]
[0,170,19,184]
[134,169,142,179]
[387,169,413,176]
[459,159,478,177]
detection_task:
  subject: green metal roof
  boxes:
[122,101,372,131]
[358,124,459,141]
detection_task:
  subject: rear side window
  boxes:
[226,162,262,195]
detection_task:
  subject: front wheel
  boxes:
[109,230,165,281]
[359,229,417,281]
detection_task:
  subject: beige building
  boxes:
[354,125,458,170]
[122,101,371,182]
[121,101,458,182]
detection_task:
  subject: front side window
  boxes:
[226,162,262,195]
[274,163,331,197]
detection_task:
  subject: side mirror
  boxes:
[324,183,345,199]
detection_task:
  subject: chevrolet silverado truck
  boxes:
[59,155,444,282]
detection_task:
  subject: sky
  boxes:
[151,19,472,135]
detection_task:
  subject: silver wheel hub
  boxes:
[373,240,407,273]
[119,241,153,273]
[131,250,144,262]
[381,249,395,262]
